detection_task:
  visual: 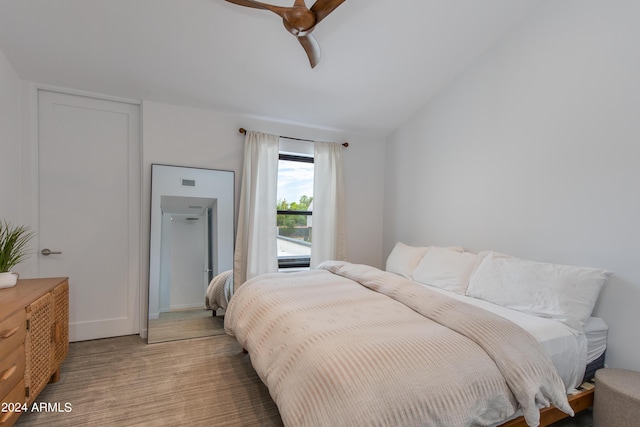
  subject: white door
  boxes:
[37,89,140,342]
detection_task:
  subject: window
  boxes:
[277,152,313,269]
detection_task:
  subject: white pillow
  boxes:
[385,242,428,278]
[412,246,478,294]
[466,251,611,330]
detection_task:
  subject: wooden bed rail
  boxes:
[498,387,594,427]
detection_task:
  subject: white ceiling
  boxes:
[0,0,541,136]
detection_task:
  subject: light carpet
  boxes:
[16,334,282,426]
[15,333,592,426]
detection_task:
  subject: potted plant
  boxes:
[0,220,35,288]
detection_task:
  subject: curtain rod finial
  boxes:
[239,128,247,135]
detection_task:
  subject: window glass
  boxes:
[277,159,314,209]
[277,156,313,268]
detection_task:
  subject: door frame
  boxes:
[24,83,145,338]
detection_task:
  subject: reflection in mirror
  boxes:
[148,164,234,343]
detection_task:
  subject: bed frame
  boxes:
[498,386,594,427]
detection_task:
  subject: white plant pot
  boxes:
[0,272,19,288]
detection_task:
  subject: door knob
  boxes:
[41,248,62,256]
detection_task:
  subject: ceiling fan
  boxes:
[224,0,345,68]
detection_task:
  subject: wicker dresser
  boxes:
[0,277,69,426]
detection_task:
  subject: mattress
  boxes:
[418,283,607,391]
[584,316,608,364]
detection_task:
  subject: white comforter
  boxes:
[422,283,588,391]
[205,270,233,311]
[225,261,573,427]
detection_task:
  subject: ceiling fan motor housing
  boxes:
[284,9,317,34]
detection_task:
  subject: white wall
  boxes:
[142,101,386,266]
[0,47,22,227]
[141,101,387,321]
[384,0,640,371]
[5,75,385,335]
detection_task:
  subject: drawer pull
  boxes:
[1,326,19,339]
[1,365,17,382]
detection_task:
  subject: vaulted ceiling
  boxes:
[0,0,541,135]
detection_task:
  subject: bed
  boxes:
[223,245,610,427]
[205,270,233,314]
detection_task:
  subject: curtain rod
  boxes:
[239,128,349,147]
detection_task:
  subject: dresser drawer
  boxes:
[0,378,26,427]
[0,277,68,424]
[0,345,25,400]
[0,311,26,362]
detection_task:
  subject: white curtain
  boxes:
[233,131,280,289]
[310,141,346,268]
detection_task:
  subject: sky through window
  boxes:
[277,159,313,204]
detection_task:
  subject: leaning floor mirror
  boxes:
[148,164,234,343]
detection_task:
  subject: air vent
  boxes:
[188,205,202,209]
[186,217,199,221]
[181,179,196,187]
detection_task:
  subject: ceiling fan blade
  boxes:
[297,34,321,68]
[224,0,288,17]
[225,0,268,10]
[310,0,345,24]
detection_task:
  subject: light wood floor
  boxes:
[15,332,593,427]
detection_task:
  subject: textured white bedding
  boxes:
[205,270,233,311]
[211,263,606,388]
[420,283,589,391]
[225,262,573,427]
